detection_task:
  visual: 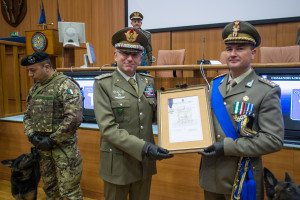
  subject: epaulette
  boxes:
[139,72,152,77]
[95,73,112,80]
[213,73,227,80]
[258,77,278,87]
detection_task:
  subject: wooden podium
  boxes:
[25,29,64,68]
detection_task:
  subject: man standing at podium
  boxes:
[130,11,152,66]
[21,51,84,199]
[93,27,173,200]
[199,21,284,200]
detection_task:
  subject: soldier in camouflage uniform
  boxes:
[130,11,152,66]
[21,51,83,200]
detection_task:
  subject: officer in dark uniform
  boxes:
[199,21,284,200]
[21,51,83,199]
[130,11,152,66]
[93,27,173,200]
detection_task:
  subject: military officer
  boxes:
[21,51,83,200]
[199,21,284,200]
[93,27,173,200]
[130,11,152,66]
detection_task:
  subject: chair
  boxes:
[296,26,300,45]
[155,49,186,77]
[260,46,300,63]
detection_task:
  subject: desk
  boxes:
[0,116,299,199]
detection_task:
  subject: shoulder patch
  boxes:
[213,73,227,80]
[258,77,278,87]
[139,72,152,77]
[95,73,112,80]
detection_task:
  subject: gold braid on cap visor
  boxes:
[224,33,256,45]
[114,43,144,51]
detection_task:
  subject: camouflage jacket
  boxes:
[23,72,83,144]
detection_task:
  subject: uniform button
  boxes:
[224,102,227,105]
[253,166,255,170]
[141,126,144,129]
[140,112,143,116]
[120,103,123,106]
[217,135,221,139]
[109,149,112,152]
[138,99,141,102]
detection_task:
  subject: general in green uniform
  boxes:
[199,21,284,200]
[130,11,152,66]
[21,52,83,200]
[93,27,173,200]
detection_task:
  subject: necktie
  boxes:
[227,79,237,93]
[128,78,138,94]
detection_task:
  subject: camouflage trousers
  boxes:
[38,140,83,200]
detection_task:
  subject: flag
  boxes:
[39,0,46,24]
[57,0,61,22]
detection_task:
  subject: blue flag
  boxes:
[57,0,61,22]
[39,0,46,24]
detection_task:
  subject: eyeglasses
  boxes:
[116,50,142,59]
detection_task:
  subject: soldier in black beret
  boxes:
[199,21,283,200]
[21,51,84,199]
[129,11,152,66]
[94,27,173,200]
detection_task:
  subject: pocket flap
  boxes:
[111,100,130,108]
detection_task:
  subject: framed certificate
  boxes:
[157,85,215,154]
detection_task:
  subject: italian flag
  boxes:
[68,89,74,94]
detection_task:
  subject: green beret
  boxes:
[130,12,143,20]
[222,21,261,47]
[21,51,49,66]
[112,27,148,52]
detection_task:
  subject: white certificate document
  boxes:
[168,96,203,143]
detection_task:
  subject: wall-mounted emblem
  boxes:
[1,0,27,27]
[31,32,48,52]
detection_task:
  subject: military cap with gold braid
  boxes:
[222,21,261,48]
[130,11,143,20]
[112,27,148,53]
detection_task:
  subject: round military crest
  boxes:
[31,32,47,52]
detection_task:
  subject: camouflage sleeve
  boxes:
[49,79,83,143]
[23,88,35,140]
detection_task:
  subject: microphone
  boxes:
[197,37,211,65]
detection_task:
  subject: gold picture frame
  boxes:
[157,85,215,154]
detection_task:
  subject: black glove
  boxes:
[142,142,173,160]
[36,137,54,151]
[29,135,41,147]
[198,142,224,157]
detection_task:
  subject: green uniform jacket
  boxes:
[141,29,152,66]
[199,70,284,199]
[93,70,157,185]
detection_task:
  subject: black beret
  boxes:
[222,21,261,47]
[130,12,143,20]
[21,51,49,66]
[112,27,148,52]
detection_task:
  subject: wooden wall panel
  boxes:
[91,0,125,67]
[1,121,299,200]
[151,32,171,64]
[172,28,224,65]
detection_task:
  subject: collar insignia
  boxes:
[232,21,240,37]
[246,80,254,87]
[124,29,139,43]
